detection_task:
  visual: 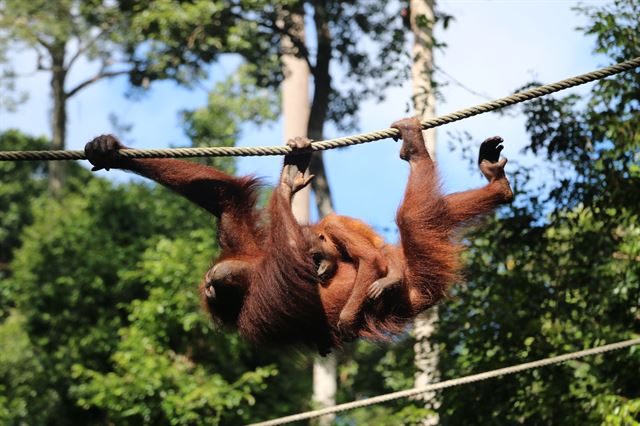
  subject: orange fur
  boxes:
[322,214,384,248]
[85,118,513,354]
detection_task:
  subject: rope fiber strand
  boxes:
[1,57,639,162]
[248,337,640,426]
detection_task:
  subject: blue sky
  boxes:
[0,0,611,240]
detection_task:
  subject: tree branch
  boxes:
[273,20,316,75]
[238,9,316,75]
[8,46,52,77]
[34,45,51,71]
[35,35,52,50]
[65,69,130,98]
[67,27,111,69]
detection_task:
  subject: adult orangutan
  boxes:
[84,117,513,354]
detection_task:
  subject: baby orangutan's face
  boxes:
[308,232,339,281]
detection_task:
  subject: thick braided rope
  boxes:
[248,337,640,426]
[1,57,639,162]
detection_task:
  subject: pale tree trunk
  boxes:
[49,42,67,198]
[312,355,337,426]
[282,11,311,223]
[281,9,337,425]
[410,1,440,425]
[307,3,337,424]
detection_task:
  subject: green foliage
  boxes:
[0,37,308,421]
[118,0,418,130]
[8,180,184,418]
[334,337,431,425]
[0,0,260,108]
[0,129,90,316]
[0,130,48,268]
[70,232,277,425]
[435,1,640,424]
[183,64,279,141]
[4,172,308,424]
[60,174,312,425]
[327,2,639,425]
[73,326,275,426]
[181,63,279,169]
[0,311,61,425]
[0,0,74,47]
[0,0,132,100]
[118,0,288,86]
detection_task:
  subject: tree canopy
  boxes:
[436,1,640,423]
[0,0,638,425]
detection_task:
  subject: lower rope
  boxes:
[248,337,640,426]
[1,57,639,161]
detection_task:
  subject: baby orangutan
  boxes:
[305,215,404,299]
